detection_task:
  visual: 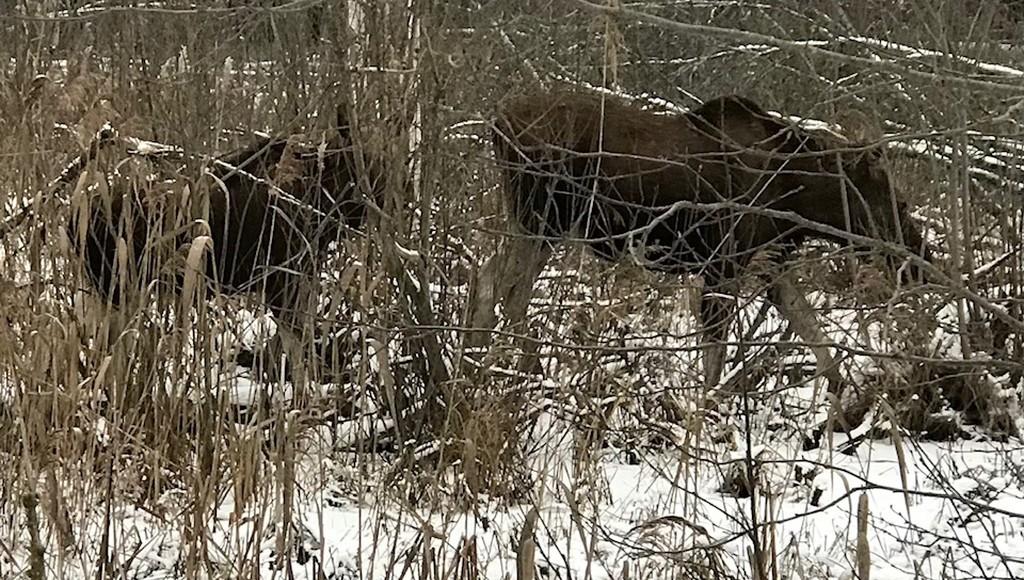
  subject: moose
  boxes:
[66,111,380,376]
[474,90,932,394]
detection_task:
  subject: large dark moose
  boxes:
[477,90,931,393]
[65,111,379,373]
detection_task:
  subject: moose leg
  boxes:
[699,292,734,390]
[766,271,844,395]
[505,238,553,375]
[501,238,553,333]
[466,234,552,342]
[465,233,552,369]
[465,244,508,349]
[255,270,318,389]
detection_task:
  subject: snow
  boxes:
[7,37,1024,580]
[845,35,1024,78]
[11,430,1023,579]
[5,251,1019,579]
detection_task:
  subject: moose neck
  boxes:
[762,170,852,247]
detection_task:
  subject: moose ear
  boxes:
[863,147,888,181]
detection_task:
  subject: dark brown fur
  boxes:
[490,90,932,387]
[494,91,927,279]
[70,119,376,326]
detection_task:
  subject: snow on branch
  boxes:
[844,35,1024,79]
[572,0,1024,94]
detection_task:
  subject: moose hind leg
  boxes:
[767,272,844,395]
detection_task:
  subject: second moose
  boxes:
[478,90,931,392]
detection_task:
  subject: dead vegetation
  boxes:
[0,0,1023,578]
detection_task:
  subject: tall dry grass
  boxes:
[0,0,1022,578]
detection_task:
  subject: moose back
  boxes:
[70,121,375,325]
[493,91,928,282]
[487,91,931,388]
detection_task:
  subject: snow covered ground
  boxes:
[9,424,1022,579]
[3,262,1022,580]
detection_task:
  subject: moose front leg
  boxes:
[251,270,321,391]
[465,233,552,371]
[766,270,844,395]
[466,234,552,343]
